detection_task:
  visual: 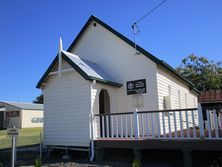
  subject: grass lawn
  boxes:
[0,127,42,149]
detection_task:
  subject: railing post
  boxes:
[213,109,219,138]
[206,110,212,138]
[90,112,94,161]
[134,108,140,140]
[197,103,204,138]
[40,132,42,160]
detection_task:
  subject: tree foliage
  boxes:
[33,94,43,104]
[176,54,222,92]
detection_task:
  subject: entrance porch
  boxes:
[89,105,222,166]
[91,105,222,141]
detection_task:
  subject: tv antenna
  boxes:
[132,0,167,54]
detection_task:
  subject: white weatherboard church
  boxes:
[37,16,199,150]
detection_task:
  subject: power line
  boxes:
[132,0,167,54]
[133,0,167,26]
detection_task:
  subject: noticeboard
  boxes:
[126,79,147,95]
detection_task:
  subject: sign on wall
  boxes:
[6,111,20,117]
[31,117,43,123]
[126,79,147,95]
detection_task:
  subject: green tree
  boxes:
[33,94,43,104]
[176,54,222,91]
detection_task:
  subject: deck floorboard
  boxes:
[94,129,222,151]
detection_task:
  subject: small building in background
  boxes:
[198,90,222,119]
[0,101,43,129]
[198,90,222,110]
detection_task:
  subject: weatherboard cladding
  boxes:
[73,20,159,112]
[43,71,90,146]
[36,15,199,93]
[156,66,197,110]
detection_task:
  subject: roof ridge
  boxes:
[0,101,43,110]
[1,101,42,105]
[61,50,80,59]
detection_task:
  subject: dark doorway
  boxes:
[99,89,110,137]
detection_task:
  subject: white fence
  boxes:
[92,105,222,140]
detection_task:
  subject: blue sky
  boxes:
[0,0,221,102]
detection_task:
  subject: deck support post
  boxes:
[95,148,104,161]
[133,149,142,161]
[62,146,71,160]
[182,150,192,167]
[197,103,204,138]
[46,147,54,159]
[134,108,140,140]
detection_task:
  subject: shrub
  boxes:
[35,158,41,167]
[132,158,141,167]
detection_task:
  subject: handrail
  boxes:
[93,106,222,140]
[94,108,197,117]
[138,108,197,114]
[94,111,134,117]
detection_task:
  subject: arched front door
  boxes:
[99,89,110,137]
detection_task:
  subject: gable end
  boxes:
[67,15,199,93]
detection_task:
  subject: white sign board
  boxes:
[0,107,5,111]
[7,128,19,137]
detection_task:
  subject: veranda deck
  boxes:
[95,138,222,151]
[95,129,222,140]
[91,106,222,151]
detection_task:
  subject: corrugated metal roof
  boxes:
[62,51,120,84]
[0,101,43,110]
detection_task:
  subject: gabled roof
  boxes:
[61,51,122,87]
[36,15,200,93]
[36,51,122,88]
[0,101,43,110]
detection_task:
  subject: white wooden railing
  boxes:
[92,105,222,140]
